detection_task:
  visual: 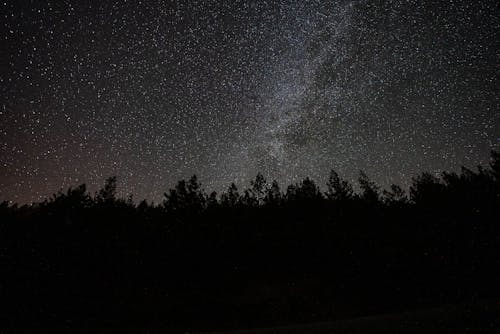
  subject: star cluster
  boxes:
[1,0,498,203]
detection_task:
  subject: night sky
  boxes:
[1,0,499,204]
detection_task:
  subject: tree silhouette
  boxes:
[409,172,444,208]
[2,151,499,333]
[326,169,354,201]
[286,177,323,202]
[358,170,380,204]
[491,150,500,193]
[250,173,267,204]
[206,191,219,209]
[382,184,407,205]
[264,180,282,206]
[164,175,206,213]
[96,176,117,204]
[221,182,240,207]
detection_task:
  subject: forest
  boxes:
[2,151,500,332]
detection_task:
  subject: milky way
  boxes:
[1,0,499,203]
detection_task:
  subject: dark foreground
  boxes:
[201,301,500,334]
[2,153,500,332]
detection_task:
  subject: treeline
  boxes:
[4,150,500,214]
[1,151,500,333]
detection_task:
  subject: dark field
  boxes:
[2,152,500,333]
[200,300,500,334]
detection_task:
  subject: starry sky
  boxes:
[1,0,499,203]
